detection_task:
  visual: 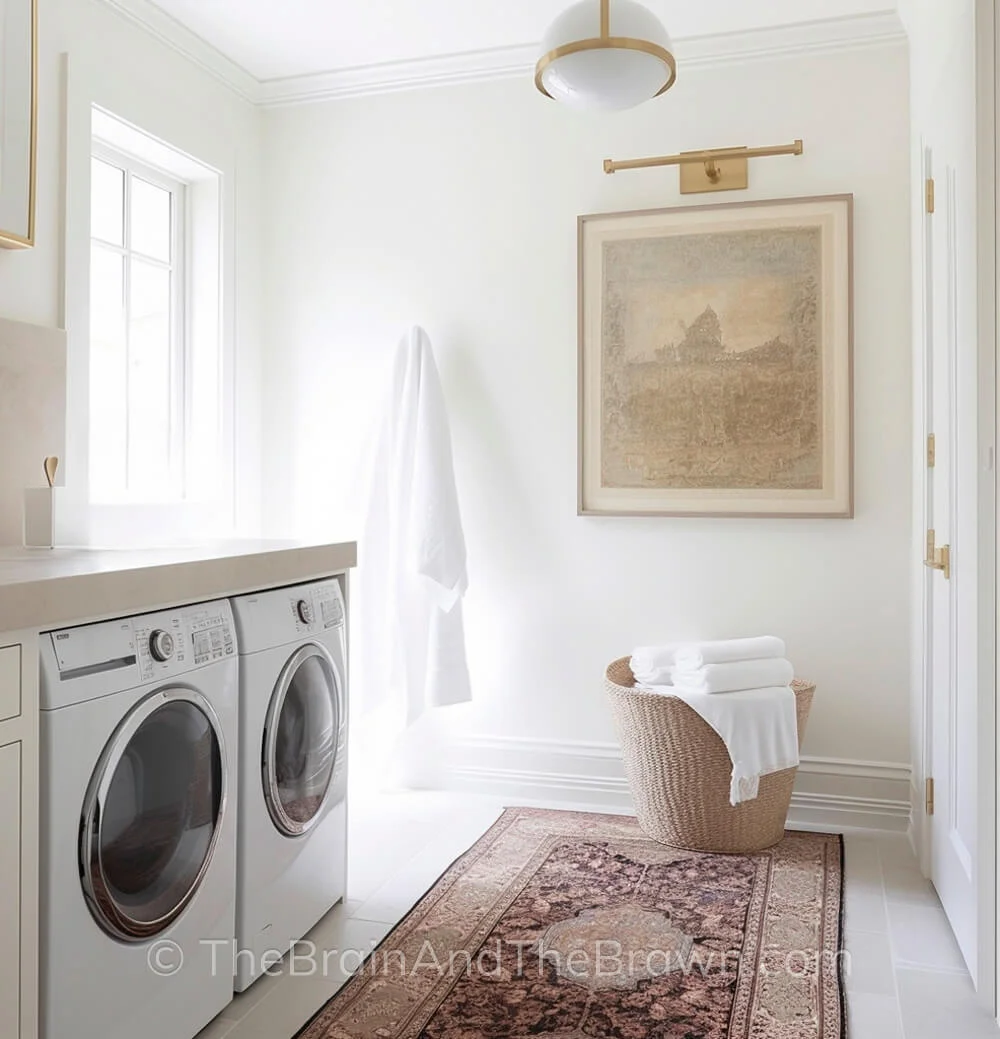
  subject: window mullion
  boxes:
[172,184,186,500]
[123,171,133,495]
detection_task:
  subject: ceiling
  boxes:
[143,0,899,84]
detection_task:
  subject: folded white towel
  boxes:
[630,644,682,686]
[672,658,795,695]
[641,684,800,805]
[674,636,786,672]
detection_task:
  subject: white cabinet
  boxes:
[0,636,36,1039]
[0,645,20,721]
[0,740,21,1039]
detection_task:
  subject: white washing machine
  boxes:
[231,578,348,992]
[39,600,239,1039]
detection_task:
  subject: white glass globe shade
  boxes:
[536,0,675,111]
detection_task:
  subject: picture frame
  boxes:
[0,0,38,249]
[578,194,854,518]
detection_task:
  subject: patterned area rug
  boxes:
[299,808,845,1039]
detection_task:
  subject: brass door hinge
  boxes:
[927,434,936,468]
[926,177,936,214]
[925,529,951,579]
[926,777,935,816]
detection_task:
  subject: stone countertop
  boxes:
[0,540,357,633]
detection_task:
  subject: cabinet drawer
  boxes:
[0,646,20,723]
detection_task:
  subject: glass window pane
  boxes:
[131,177,172,262]
[89,245,127,501]
[91,158,125,246]
[127,259,173,497]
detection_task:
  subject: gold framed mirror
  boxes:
[0,0,38,249]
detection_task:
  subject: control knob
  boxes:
[149,629,175,662]
[296,599,314,625]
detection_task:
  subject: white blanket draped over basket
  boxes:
[664,685,800,805]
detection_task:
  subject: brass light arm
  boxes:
[604,139,804,176]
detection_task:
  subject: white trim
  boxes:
[258,12,907,107]
[977,0,998,1015]
[96,5,906,108]
[258,44,538,108]
[446,736,912,835]
[675,11,907,68]
[100,0,260,103]
[796,755,915,783]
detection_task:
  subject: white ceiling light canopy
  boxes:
[535,0,677,112]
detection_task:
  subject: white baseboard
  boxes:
[446,736,911,834]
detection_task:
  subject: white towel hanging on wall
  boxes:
[356,326,472,726]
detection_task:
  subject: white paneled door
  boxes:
[923,148,978,975]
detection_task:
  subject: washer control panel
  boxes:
[132,601,235,681]
[185,606,236,669]
[43,599,237,709]
[49,599,237,686]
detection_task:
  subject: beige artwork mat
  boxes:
[578,195,853,517]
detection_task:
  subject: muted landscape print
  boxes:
[601,226,823,491]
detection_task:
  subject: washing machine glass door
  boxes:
[80,688,227,942]
[263,643,342,837]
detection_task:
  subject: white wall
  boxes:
[261,42,912,768]
[0,0,263,535]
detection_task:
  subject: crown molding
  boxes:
[677,10,906,70]
[99,3,905,110]
[100,0,261,103]
[257,43,538,108]
[258,11,906,107]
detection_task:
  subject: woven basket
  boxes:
[605,657,815,854]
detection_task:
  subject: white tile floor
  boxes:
[196,791,1000,1039]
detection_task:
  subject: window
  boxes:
[88,109,226,525]
[90,146,186,503]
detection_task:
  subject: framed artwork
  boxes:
[0,0,37,248]
[578,195,853,518]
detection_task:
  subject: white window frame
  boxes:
[89,141,189,504]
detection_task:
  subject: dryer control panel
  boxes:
[231,578,346,653]
[290,581,344,635]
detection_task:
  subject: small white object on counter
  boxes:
[22,488,56,549]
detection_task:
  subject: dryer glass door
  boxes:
[263,644,341,837]
[80,688,227,942]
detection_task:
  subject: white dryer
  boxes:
[230,578,348,992]
[39,600,239,1039]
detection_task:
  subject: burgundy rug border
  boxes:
[292,807,523,1039]
[292,808,847,1039]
